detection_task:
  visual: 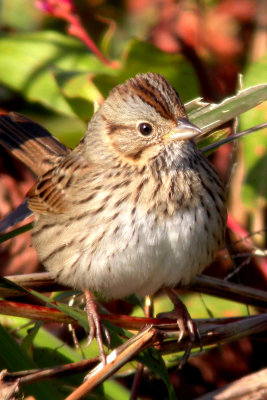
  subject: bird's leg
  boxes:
[84,289,110,365]
[157,287,201,367]
[144,295,154,319]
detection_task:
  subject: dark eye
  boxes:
[137,122,153,136]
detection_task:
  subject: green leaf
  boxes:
[54,70,103,119]
[93,39,200,102]
[21,320,43,353]
[239,55,267,207]
[242,54,267,87]
[30,289,128,356]
[137,347,177,400]
[33,114,86,148]
[0,31,112,116]
[2,0,41,31]
[0,222,33,244]
[6,315,82,363]
[0,323,62,399]
[0,277,127,360]
[153,292,251,321]
[241,128,267,207]
[189,84,267,135]
[102,380,131,400]
[30,290,89,330]
[0,276,29,294]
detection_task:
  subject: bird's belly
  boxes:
[33,200,223,299]
[69,204,222,299]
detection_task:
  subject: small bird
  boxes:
[0,73,226,363]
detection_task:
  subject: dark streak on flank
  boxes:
[131,206,136,216]
[68,211,89,222]
[41,239,74,264]
[77,193,96,204]
[113,226,119,235]
[112,180,130,190]
[92,204,105,216]
[114,193,130,208]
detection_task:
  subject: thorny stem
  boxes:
[65,327,157,400]
[2,273,267,310]
[2,315,267,397]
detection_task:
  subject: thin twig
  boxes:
[65,326,158,400]
[131,295,153,400]
[201,122,267,153]
[64,315,267,398]
[157,314,267,354]
[130,364,144,400]
[227,214,267,271]
[2,273,267,311]
[190,275,267,309]
[4,358,99,385]
[1,315,267,395]
[230,228,267,248]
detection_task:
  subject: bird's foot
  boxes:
[157,287,201,368]
[84,289,110,365]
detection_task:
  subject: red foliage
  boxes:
[0,154,38,275]
[128,0,256,98]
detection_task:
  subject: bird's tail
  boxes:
[0,112,70,176]
[0,200,33,234]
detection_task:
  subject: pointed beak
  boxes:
[163,118,202,141]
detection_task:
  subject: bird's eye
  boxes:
[137,122,153,137]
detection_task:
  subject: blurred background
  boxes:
[0,1,266,399]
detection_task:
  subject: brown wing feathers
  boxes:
[0,112,70,176]
[0,112,77,215]
[28,154,89,214]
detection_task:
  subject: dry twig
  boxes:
[195,368,267,400]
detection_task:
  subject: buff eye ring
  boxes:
[137,122,153,137]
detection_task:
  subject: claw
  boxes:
[84,289,108,364]
[86,311,96,348]
[103,325,111,351]
[157,287,202,367]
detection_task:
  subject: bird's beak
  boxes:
[163,118,202,141]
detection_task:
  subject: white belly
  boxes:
[68,203,220,299]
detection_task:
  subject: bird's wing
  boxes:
[0,112,70,176]
[28,153,90,214]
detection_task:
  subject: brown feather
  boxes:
[28,153,90,214]
[0,112,70,176]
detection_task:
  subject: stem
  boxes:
[35,0,119,68]
[201,122,267,153]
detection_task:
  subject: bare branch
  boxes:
[195,368,267,400]
[191,275,267,309]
